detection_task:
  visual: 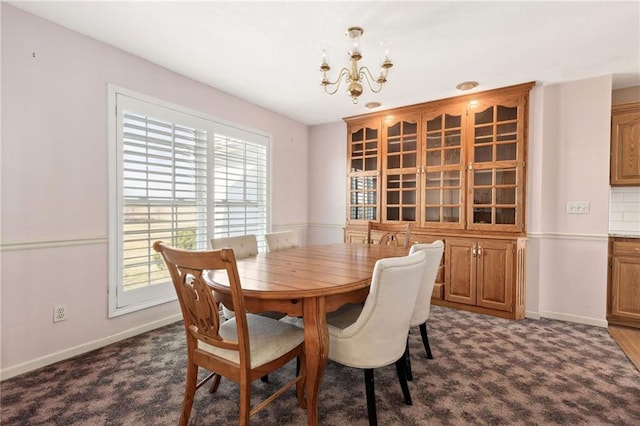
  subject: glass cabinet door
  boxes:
[347,121,380,223]
[468,97,525,231]
[349,123,379,172]
[349,175,378,221]
[422,105,466,229]
[383,117,419,222]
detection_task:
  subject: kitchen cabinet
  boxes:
[610,102,640,186]
[344,83,533,320]
[608,237,640,328]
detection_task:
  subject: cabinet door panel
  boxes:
[422,105,466,229]
[347,120,381,223]
[611,256,640,321]
[476,240,514,312]
[467,95,526,232]
[349,123,379,172]
[344,229,367,244]
[610,104,640,185]
[383,116,421,222]
[445,239,476,305]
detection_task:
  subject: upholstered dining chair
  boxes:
[404,240,445,380]
[153,241,306,426]
[265,230,299,252]
[366,221,414,249]
[211,235,259,320]
[324,250,428,426]
[211,234,259,258]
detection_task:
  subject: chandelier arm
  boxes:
[359,66,385,94]
[322,68,351,95]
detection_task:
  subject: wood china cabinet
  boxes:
[610,102,640,186]
[344,82,534,320]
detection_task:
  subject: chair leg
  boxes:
[395,357,413,406]
[179,361,198,426]
[238,376,251,425]
[404,337,413,381]
[296,354,307,409]
[209,374,221,393]
[364,369,378,426]
[419,322,433,359]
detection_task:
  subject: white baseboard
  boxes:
[536,310,608,328]
[0,314,182,381]
[525,310,541,320]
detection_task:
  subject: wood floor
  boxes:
[608,325,640,371]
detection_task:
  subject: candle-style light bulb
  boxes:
[319,47,331,72]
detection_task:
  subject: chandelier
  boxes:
[320,27,393,104]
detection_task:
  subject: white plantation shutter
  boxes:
[212,124,269,252]
[109,88,270,316]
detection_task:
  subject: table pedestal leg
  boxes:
[303,297,328,426]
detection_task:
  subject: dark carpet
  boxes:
[2,306,639,425]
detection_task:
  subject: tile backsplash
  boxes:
[609,187,640,236]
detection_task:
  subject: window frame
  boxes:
[108,85,271,317]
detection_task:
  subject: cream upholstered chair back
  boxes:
[211,235,258,320]
[328,250,427,368]
[211,234,258,259]
[408,240,444,327]
[265,230,299,252]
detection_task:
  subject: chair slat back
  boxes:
[153,242,249,356]
[367,221,414,249]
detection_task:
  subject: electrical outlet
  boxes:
[53,304,66,322]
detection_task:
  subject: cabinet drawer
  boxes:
[613,241,640,257]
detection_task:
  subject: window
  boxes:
[109,86,270,316]
[211,124,270,252]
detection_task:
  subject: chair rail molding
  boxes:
[0,236,109,252]
[526,231,609,242]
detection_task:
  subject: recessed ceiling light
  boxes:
[456,81,479,91]
[365,101,382,109]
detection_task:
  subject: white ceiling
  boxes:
[9,1,640,126]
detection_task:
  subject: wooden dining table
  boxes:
[207,242,409,426]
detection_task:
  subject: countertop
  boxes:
[609,233,640,239]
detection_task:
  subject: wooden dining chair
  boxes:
[324,250,428,425]
[404,240,445,380]
[366,221,414,249]
[153,241,306,426]
[264,230,299,252]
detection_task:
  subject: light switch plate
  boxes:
[566,201,590,214]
